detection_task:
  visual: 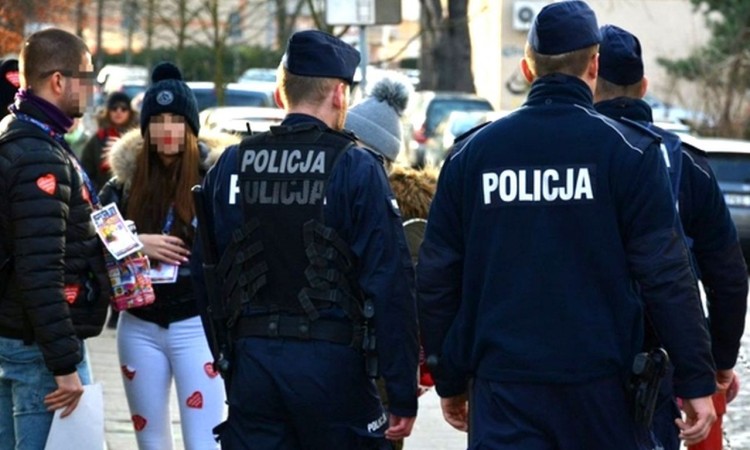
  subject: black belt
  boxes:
[235,314,361,347]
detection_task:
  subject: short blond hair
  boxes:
[276,65,340,108]
[524,44,598,79]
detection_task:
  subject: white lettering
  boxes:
[542,169,558,201]
[481,166,595,205]
[229,174,240,205]
[482,173,498,205]
[574,168,593,200]
[499,170,517,202]
[288,150,301,174]
[310,152,325,173]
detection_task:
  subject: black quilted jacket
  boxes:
[0,104,111,375]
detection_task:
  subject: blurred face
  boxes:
[61,53,96,118]
[108,102,131,126]
[149,113,186,162]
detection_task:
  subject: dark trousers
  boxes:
[219,337,391,450]
[469,376,661,450]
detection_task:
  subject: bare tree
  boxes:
[419,0,475,93]
[155,0,203,67]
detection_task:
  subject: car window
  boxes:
[225,91,271,107]
[707,153,750,184]
[191,89,217,112]
[425,99,493,134]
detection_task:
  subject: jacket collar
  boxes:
[525,73,594,109]
[594,97,653,123]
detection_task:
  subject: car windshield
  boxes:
[426,99,493,133]
[191,88,271,111]
[707,153,750,184]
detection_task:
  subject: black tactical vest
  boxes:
[226,123,362,323]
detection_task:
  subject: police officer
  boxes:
[594,24,748,450]
[191,30,419,449]
[417,2,717,449]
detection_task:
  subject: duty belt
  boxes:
[235,314,363,348]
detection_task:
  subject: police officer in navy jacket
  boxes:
[594,24,748,450]
[191,30,418,449]
[417,2,717,449]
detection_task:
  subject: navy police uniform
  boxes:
[595,24,748,450]
[191,31,418,449]
[417,3,716,449]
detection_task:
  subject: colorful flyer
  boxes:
[91,203,143,260]
[149,261,179,284]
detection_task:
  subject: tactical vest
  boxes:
[219,123,367,346]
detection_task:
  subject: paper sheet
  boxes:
[44,383,104,450]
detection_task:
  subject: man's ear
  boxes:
[586,52,599,82]
[520,58,535,83]
[332,82,347,110]
[640,76,649,99]
[274,88,285,109]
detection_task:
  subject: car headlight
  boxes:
[724,193,750,207]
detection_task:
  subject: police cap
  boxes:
[283,30,360,85]
[598,25,644,86]
[528,1,601,55]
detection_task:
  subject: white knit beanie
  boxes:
[345,73,412,161]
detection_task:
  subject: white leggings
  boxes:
[117,312,225,450]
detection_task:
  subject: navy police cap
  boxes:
[528,1,601,55]
[283,30,360,85]
[598,25,644,86]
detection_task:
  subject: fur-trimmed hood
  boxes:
[107,128,239,189]
[388,164,438,220]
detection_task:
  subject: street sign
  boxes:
[325,0,402,26]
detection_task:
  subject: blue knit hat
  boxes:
[140,62,200,135]
[283,30,360,85]
[598,25,644,86]
[528,1,601,55]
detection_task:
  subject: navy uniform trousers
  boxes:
[468,376,662,450]
[219,337,392,450]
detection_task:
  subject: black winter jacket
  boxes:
[0,104,111,375]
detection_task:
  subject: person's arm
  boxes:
[619,142,716,398]
[681,151,748,370]
[10,145,82,374]
[341,151,419,420]
[416,156,467,399]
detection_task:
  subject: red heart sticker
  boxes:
[186,391,203,409]
[63,284,80,304]
[132,415,147,431]
[121,365,136,380]
[5,70,19,88]
[36,174,57,195]
[204,362,218,379]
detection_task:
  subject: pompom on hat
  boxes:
[345,73,413,162]
[139,62,200,135]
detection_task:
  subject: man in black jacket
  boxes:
[0,28,110,449]
[594,24,748,450]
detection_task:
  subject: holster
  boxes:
[629,347,670,427]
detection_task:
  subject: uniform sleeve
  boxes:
[9,147,81,375]
[191,152,223,354]
[680,152,748,369]
[416,157,467,398]
[343,153,419,417]
[618,144,716,399]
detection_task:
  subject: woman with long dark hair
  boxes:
[99,62,236,450]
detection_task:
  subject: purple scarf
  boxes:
[11,89,73,134]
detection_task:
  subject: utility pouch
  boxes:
[629,347,669,427]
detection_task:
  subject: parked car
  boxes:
[96,64,149,95]
[186,82,276,111]
[199,106,285,136]
[427,110,514,165]
[682,135,750,265]
[645,93,708,127]
[403,91,494,168]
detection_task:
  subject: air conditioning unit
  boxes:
[512,0,547,31]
